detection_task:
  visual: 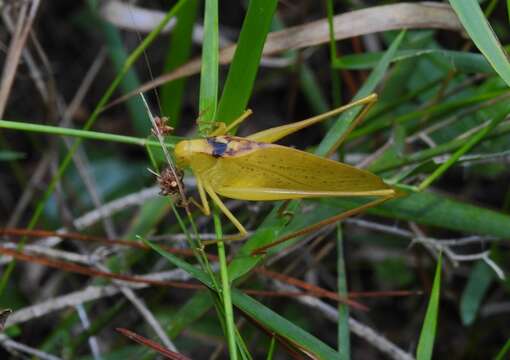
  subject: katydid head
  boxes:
[174,140,193,168]
[175,138,218,169]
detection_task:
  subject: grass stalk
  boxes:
[337,225,351,358]
[213,207,238,360]
[0,0,189,296]
[418,108,509,190]
[0,119,178,148]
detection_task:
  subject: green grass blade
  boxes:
[231,290,339,359]
[334,49,494,74]
[161,0,199,125]
[198,2,240,357]
[87,0,148,136]
[416,253,442,360]
[144,241,215,288]
[146,241,338,358]
[165,291,213,339]
[325,191,510,239]
[0,0,188,297]
[418,103,510,190]
[494,338,510,360]
[0,119,180,148]
[215,0,278,125]
[300,65,329,114]
[368,121,510,174]
[0,150,24,161]
[316,30,406,156]
[213,207,239,360]
[352,89,509,140]
[326,0,341,106]
[266,335,276,360]
[336,226,350,359]
[460,260,494,326]
[198,0,218,132]
[449,0,510,86]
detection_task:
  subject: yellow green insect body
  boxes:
[173,94,397,240]
[175,135,393,201]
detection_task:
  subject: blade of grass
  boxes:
[213,206,238,360]
[416,253,442,360]
[161,0,199,126]
[198,2,240,357]
[324,190,510,239]
[336,226,350,359]
[0,119,180,148]
[328,5,349,355]
[351,89,509,140]
[198,0,218,133]
[368,121,510,173]
[449,0,510,87]
[418,103,510,190]
[315,30,406,156]
[334,49,494,74]
[145,240,339,358]
[299,65,329,114]
[166,291,213,339]
[107,3,462,109]
[215,0,278,125]
[326,0,341,106]
[0,150,24,161]
[87,0,148,136]
[266,335,276,360]
[272,14,329,116]
[0,0,189,297]
[231,289,339,359]
[494,338,510,360]
[460,260,494,326]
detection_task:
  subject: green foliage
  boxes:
[161,0,199,126]
[460,260,495,326]
[417,254,442,360]
[1,1,509,358]
[374,259,415,288]
[215,0,279,125]
[449,0,510,87]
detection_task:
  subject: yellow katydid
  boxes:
[170,93,400,249]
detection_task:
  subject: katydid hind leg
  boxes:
[247,93,378,144]
[252,194,394,255]
[325,93,378,157]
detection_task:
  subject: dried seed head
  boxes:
[152,116,174,136]
[157,167,184,196]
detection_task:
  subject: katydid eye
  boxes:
[208,139,228,157]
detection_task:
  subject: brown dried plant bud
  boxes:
[157,167,184,196]
[152,116,174,136]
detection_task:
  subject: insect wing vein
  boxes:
[208,145,391,201]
